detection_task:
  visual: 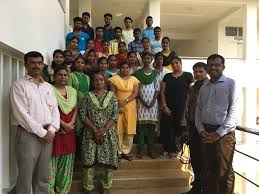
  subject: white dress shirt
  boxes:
[10,74,60,138]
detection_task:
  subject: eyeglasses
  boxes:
[207,63,222,68]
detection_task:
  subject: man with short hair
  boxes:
[103,13,115,41]
[122,16,134,46]
[109,26,124,55]
[195,54,239,194]
[11,51,60,194]
[182,62,208,194]
[128,28,144,53]
[94,26,104,53]
[66,17,90,52]
[82,12,94,39]
[143,16,155,41]
[151,26,162,53]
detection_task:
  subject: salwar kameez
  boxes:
[109,75,140,155]
[133,69,159,153]
[80,91,118,191]
[48,86,77,194]
[48,154,75,194]
[68,71,90,136]
[160,72,193,153]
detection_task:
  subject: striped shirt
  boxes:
[195,75,239,137]
[128,40,144,53]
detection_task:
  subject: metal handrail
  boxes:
[236,125,259,136]
[234,125,259,188]
[180,125,259,188]
[234,171,259,188]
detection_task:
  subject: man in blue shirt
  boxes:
[128,28,143,53]
[142,16,155,41]
[66,17,89,52]
[195,54,239,194]
[82,12,94,39]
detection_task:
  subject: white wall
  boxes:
[217,10,244,59]
[173,22,218,57]
[218,8,259,59]
[0,0,66,63]
[0,1,67,192]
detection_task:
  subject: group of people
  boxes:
[10,11,239,194]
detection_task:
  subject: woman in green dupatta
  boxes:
[80,71,118,194]
[132,52,160,159]
[68,56,90,137]
[48,66,78,194]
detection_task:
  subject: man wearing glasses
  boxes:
[195,54,239,194]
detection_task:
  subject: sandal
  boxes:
[136,151,143,159]
[161,151,168,157]
[148,151,158,159]
[122,154,133,161]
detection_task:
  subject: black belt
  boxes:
[203,123,220,132]
[43,124,50,130]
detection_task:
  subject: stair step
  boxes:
[71,186,190,194]
[118,156,182,170]
[74,156,182,172]
[73,157,183,180]
[71,169,190,191]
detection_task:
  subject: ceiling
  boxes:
[71,0,258,38]
[91,0,149,29]
[160,1,241,33]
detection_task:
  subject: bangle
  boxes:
[125,98,129,103]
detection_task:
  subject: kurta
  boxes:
[68,71,90,135]
[52,109,76,156]
[109,75,140,135]
[133,69,159,125]
[80,91,118,169]
[48,86,77,194]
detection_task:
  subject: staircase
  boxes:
[71,148,192,194]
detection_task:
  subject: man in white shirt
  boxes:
[122,16,134,46]
[10,51,60,194]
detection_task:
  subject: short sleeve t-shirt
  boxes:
[162,72,193,109]
[66,32,90,52]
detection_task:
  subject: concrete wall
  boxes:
[0,0,66,63]
[173,9,259,59]
[173,22,219,57]
[0,1,67,192]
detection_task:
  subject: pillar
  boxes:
[64,0,70,35]
[148,0,160,27]
[242,4,258,194]
[79,0,92,26]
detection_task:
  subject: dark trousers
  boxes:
[160,113,183,153]
[189,123,203,188]
[137,124,156,153]
[201,126,236,194]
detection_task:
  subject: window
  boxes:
[225,27,243,37]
